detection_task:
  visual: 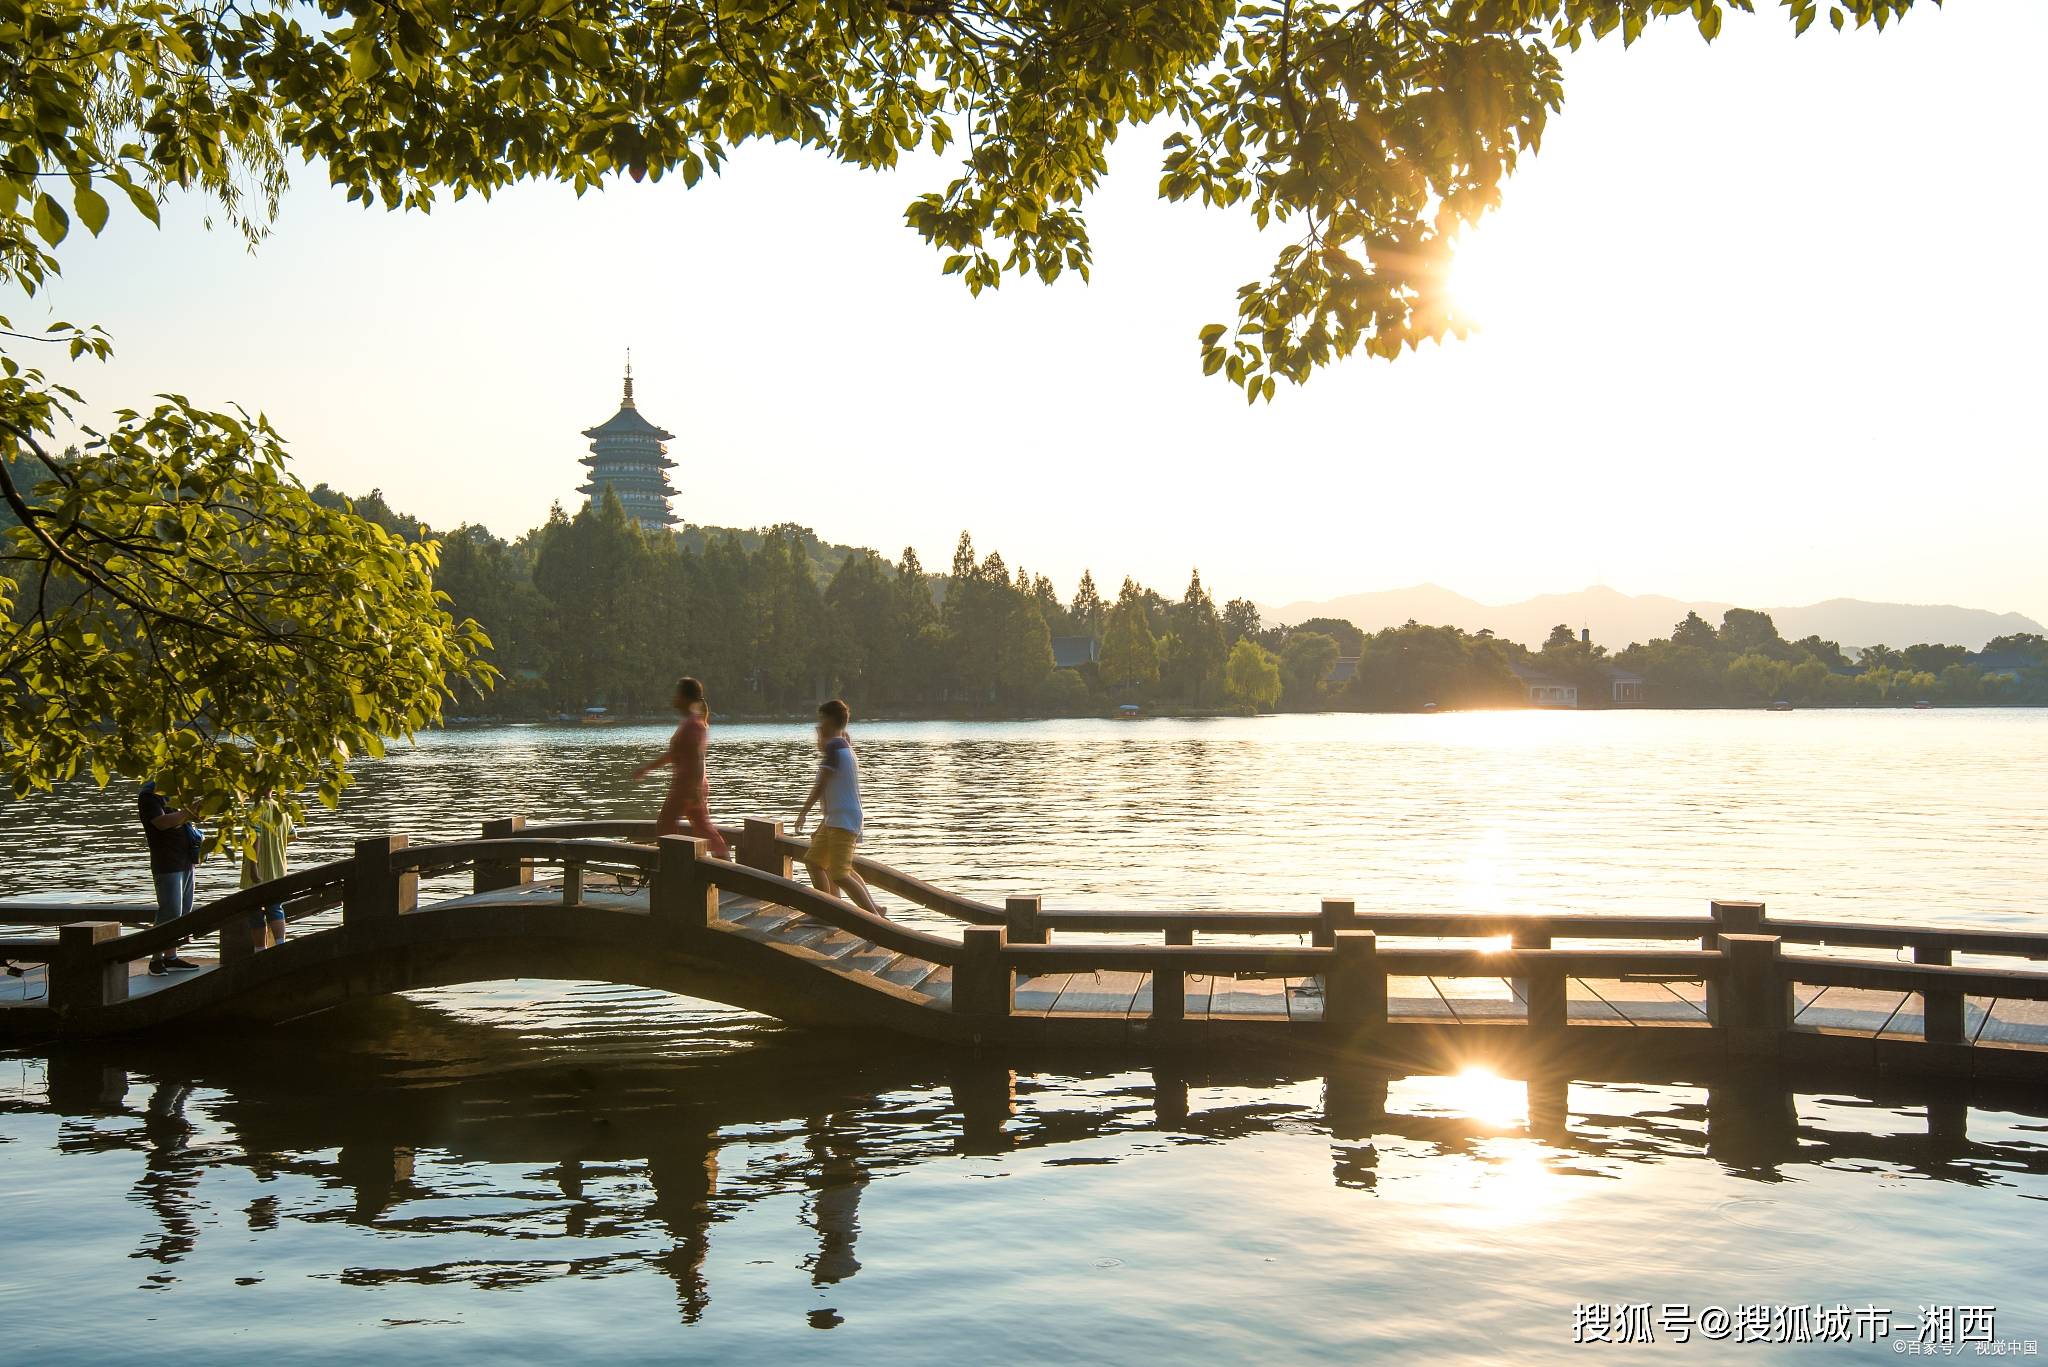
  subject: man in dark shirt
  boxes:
[138,781,201,975]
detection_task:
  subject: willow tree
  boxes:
[3,0,1914,827]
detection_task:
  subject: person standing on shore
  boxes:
[793,699,880,916]
[137,780,202,976]
[636,676,731,859]
[240,785,294,951]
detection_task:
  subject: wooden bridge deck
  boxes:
[4,818,2046,1082]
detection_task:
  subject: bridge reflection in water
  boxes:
[15,994,2045,1331]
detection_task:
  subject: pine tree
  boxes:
[1070,570,1105,636]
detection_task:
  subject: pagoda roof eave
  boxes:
[581,408,675,441]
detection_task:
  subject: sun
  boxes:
[1442,224,1528,333]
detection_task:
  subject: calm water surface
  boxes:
[2,712,2044,1361]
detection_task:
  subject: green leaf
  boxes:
[32,194,69,246]
[74,185,109,236]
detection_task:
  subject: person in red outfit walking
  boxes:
[635,676,731,858]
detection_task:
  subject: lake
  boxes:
[2,711,2044,1361]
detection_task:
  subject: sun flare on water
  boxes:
[1440,1064,1529,1130]
[1399,1067,1579,1228]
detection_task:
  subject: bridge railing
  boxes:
[475,816,1007,927]
[4,853,362,1012]
[945,923,2048,1059]
[1000,897,2048,960]
[455,820,2045,1058]
[900,884,2048,1059]
[11,817,2047,1071]
[945,930,1737,1036]
[676,844,967,967]
[789,818,994,926]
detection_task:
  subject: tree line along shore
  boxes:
[329,487,2048,721]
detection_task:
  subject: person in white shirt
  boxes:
[793,698,880,916]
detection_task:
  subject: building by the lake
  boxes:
[1507,632,1648,709]
[1051,635,1101,670]
[579,359,679,531]
[1508,659,1581,708]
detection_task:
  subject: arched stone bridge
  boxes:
[3,818,2045,1081]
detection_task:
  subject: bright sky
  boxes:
[18,4,2048,623]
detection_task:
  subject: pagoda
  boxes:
[578,356,678,531]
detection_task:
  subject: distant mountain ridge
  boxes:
[1262,584,2043,652]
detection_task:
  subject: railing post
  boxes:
[652,835,716,940]
[1165,924,1194,947]
[1511,924,1551,1009]
[954,926,1010,1024]
[1915,945,1964,1044]
[475,816,530,894]
[220,908,257,965]
[50,922,127,1015]
[1004,896,1046,945]
[1705,903,1764,1023]
[562,856,585,908]
[1151,955,1186,1028]
[1708,899,1766,950]
[1316,898,1354,948]
[1525,956,1567,1032]
[1711,933,1788,1056]
[1325,930,1385,1042]
[345,836,417,928]
[738,818,792,879]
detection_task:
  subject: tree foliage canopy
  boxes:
[1099,579,1162,695]
[0,407,492,844]
[1225,637,1282,711]
[6,0,1919,400]
[1615,612,2047,707]
[378,487,2048,720]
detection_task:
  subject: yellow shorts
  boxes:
[806,826,859,880]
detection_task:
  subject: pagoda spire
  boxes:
[622,348,636,408]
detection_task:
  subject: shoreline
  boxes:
[441,700,2048,728]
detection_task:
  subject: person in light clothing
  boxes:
[793,698,880,916]
[241,785,295,950]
